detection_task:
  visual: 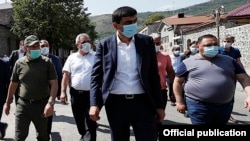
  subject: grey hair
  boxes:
[150,33,161,39]
[223,34,235,41]
[75,33,89,44]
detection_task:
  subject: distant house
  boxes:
[180,3,250,68]
[138,20,161,36]
[0,2,18,58]
[226,3,250,25]
[138,3,250,68]
[158,13,210,52]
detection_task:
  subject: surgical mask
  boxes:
[174,50,180,56]
[203,46,218,57]
[155,45,161,52]
[223,42,231,48]
[41,47,49,55]
[82,42,91,53]
[190,47,198,54]
[122,23,138,38]
[29,49,41,59]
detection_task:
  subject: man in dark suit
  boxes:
[9,40,26,104]
[40,39,63,140]
[89,6,165,141]
[0,59,10,139]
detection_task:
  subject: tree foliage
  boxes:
[10,0,97,51]
[142,13,165,26]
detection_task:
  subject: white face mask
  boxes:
[82,43,91,53]
[223,42,231,48]
[155,45,161,52]
[41,47,50,55]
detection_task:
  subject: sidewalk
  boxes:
[1,81,250,141]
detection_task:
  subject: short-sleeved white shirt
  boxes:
[63,50,95,90]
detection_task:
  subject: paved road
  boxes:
[1,81,250,141]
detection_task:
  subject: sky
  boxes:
[0,0,210,16]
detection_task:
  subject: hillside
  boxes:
[89,0,250,39]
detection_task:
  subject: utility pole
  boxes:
[212,6,224,46]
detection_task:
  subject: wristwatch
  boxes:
[48,100,55,106]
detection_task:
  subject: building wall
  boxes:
[183,24,250,69]
[160,24,175,53]
[0,25,18,57]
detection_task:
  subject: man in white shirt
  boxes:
[60,33,97,141]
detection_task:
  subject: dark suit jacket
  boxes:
[47,54,63,97]
[9,50,26,72]
[0,59,10,113]
[90,33,163,111]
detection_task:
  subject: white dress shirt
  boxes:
[110,36,144,94]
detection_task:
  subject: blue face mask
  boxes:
[174,50,180,56]
[203,46,218,57]
[29,49,41,59]
[122,23,138,38]
[190,47,198,54]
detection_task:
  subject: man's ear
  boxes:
[24,46,28,52]
[112,22,118,29]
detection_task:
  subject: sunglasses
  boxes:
[81,41,90,44]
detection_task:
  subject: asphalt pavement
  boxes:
[1,79,250,141]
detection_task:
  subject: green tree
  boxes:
[10,0,97,53]
[142,13,165,26]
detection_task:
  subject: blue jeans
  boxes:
[185,97,233,125]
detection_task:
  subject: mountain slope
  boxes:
[89,0,250,39]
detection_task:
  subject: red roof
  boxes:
[227,3,250,17]
[162,15,211,25]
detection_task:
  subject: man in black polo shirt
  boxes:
[4,35,58,141]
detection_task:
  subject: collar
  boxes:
[116,32,135,45]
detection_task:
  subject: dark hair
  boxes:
[189,41,197,47]
[112,6,137,24]
[197,34,217,44]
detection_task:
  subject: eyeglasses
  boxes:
[81,41,90,44]
[40,45,48,47]
[154,42,161,46]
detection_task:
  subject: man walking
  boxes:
[4,35,58,141]
[89,6,165,141]
[60,33,97,141]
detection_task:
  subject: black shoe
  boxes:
[79,136,84,141]
[184,111,189,118]
[0,122,8,139]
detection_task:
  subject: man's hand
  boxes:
[4,103,11,115]
[43,104,54,117]
[156,108,165,123]
[244,95,250,112]
[89,106,100,121]
[176,101,186,114]
[60,92,68,105]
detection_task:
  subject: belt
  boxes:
[19,96,49,104]
[110,93,145,100]
[70,87,89,94]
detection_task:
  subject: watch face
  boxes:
[49,101,55,105]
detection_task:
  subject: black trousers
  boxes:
[105,94,157,141]
[161,89,168,109]
[70,87,97,141]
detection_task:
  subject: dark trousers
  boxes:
[47,115,53,139]
[156,89,168,138]
[15,98,49,141]
[105,94,157,141]
[70,88,97,141]
[166,78,176,103]
[161,89,168,109]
